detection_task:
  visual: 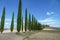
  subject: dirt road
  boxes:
[24,27,60,40]
[0,27,60,40]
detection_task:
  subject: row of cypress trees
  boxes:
[0,0,45,33]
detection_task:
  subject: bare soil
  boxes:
[0,27,60,40]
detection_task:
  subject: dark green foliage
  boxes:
[0,22,1,30]
[30,15,45,30]
[33,16,36,30]
[31,22,42,30]
[36,23,42,30]
[31,15,34,30]
[33,21,45,30]
[25,8,28,32]
[21,17,23,32]
[41,25,45,29]
[33,20,37,30]
[31,16,36,30]
[10,12,14,32]
[17,0,22,32]
[28,13,31,31]
[45,25,50,27]
[31,15,37,30]
[1,7,5,33]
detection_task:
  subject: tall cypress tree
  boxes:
[35,20,38,30]
[33,16,35,30]
[32,15,34,30]
[10,12,14,32]
[28,13,31,31]
[17,0,22,32]
[0,22,1,31]
[21,17,23,32]
[1,7,5,33]
[25,8,28,32]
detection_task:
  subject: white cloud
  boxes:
[38,18,55,23]
[4,22,17,28]
[4,22,11,28]
[46,12,54,16]
[40,19,54,23]
[38,17,60,28]
[4,18,17,28]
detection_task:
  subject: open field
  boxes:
[0,27,60,40]
[24,27,60,40]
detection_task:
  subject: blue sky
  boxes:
[0,0,60,28]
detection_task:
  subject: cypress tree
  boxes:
[10,12,14,32]
[28,13,31,31]
[0,22,1,30]
[35,20,38,30]
[31,15,38,30]
[25,8,28,32]
[21,17,23,32]
[31,15,34,30]
[1,7,5,33]
[17,0,22,32]
[33,16,36,30]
